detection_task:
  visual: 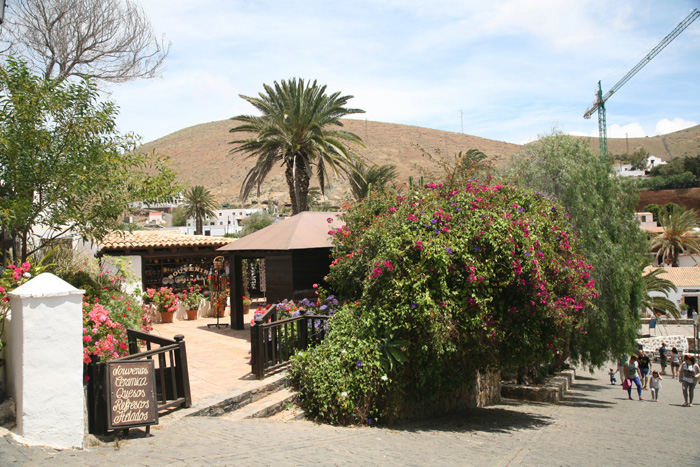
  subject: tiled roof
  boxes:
[99,230,236,251]
[644,266,700,287]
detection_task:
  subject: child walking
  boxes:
[649,370,663,401]
[608,368,617,385]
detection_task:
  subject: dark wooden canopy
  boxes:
[218,212,343,329]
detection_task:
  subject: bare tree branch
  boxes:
[1,0,170,84]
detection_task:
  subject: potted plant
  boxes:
[242,295,252,314]
[144,286,179,323]
[181,284,204,320]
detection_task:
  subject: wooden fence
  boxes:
[250,307,329,380]
[86,329,191,435]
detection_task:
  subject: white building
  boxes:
[182,208,267,236]
[646,266,700,318]
[614,155,667,178]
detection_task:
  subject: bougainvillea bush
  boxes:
[82,294,152,364]
[288,179,597,425]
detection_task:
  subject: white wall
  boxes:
[101,255,142,296]
[7,273,85,449]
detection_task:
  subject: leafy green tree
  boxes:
[182,186,218,235]
[644,204,664,223]
[0,58,177,262]
[348,161,398,201]
[650,206,700,267]
[230,78,364,214]
[505,133,648,367]
[240,211,273,237]
[626,147,649,170]
[171,205,188,227]
[641,267,679,318]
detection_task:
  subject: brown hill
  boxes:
[138,119,700,206]
[580,125,700,160]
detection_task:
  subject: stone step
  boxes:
[501,368,576,403]
[185,372,288,418]
[221,388,297,421]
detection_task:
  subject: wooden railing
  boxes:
[250,307,329,380]
[124,329,192,411]
[86,330,192,435]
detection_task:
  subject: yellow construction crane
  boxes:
[584,9,699,157]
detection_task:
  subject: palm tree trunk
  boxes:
[285,162,299,215]
[294,154,309,213]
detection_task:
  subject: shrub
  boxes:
[289,179,597,424]
[288,306,394,425]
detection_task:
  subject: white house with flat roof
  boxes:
[182,208,267,236]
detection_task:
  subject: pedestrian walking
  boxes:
[608,368,617,385]
[679,355,700,407]
[649,370,663,401]
[626,355,643,400]
[638,350,651,389]
[670,347,680,378]
[659,343,668,375]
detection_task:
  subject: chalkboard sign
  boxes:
[106,360,158,430]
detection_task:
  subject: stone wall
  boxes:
[636,335,688,355]
[390,369,501,422]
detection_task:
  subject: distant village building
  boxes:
[636,212,660,231]
[614,155,667,178]
[182,208,267,236]
[645,266,700,318]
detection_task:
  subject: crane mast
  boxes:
[584,9,699,157]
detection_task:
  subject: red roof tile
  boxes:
[99,230,235,251]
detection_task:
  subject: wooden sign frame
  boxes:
[106,360,158,430]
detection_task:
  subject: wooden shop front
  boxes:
[98,231,235,293]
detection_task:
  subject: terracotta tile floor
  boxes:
[149,310,257,405]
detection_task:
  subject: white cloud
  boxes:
[101,1,700,145]
[607,123,646,138]
[655,118,698,135]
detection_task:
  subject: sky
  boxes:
[106,0,700,146]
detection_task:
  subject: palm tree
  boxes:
[230,78,364,214]
[641,267,679,319]
[348,161,398,201]
[650,206,700,266]
[182,186,218,235]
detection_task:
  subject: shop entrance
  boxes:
[684,296,698,317]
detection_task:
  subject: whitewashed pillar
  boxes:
[7,273,85,449]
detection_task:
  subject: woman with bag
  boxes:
[679,355,700,407]
[626,355,643,400]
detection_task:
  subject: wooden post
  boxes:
[251,318,264,379]
[298,314,309,350]
[230,254,245,330]
[174,335,192,407]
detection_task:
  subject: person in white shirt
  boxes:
[679,355,700,407]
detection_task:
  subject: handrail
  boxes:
[255,304,277,324]
[250,312,329,379]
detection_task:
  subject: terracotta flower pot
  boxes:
[186,309,198,320]
[160,311,175,323]
[243,303,250,314]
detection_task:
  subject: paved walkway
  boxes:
[2,364,699,466]
[147,312,257,405]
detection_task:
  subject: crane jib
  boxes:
[583,9,699,154]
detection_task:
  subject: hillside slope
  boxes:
[138,119,700,206]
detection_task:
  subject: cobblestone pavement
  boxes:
[1,367,699,466]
